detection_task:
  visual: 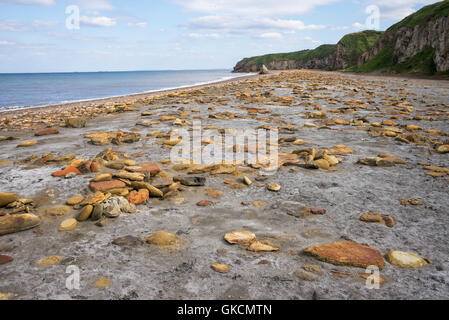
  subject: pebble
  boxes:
[0,213,41,235]
[58,218,77,232]
[127,189,149,205]
[146,231,180,247]
[197,200,213,207]
[0,254,13,265]
[77,205,93,221]
[247,241,279,252]
[386,250,428,268]
[224,230,256,244]
[66,195,84,206]
[94,276,112,288]
[267,182,281,192]
[36,256,63,267]
[17,140,37,147]
[211,263,229,273]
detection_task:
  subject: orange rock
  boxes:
[197,200,213,207]
[51,166,81,177]
[89,180,126,192]
[303,241,384,269]
[90,161,99,172]
[127,189,149,204]
[35,128,59,136]
[128,163,160,175]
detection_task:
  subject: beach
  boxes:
[1,69,449,300]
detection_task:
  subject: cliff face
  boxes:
[233,31,383,73]
[359,15,449,72]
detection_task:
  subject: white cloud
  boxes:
[174,0,339,17]
[74,0,114,11]
[31,20,59,27]
[366,0,437,20]
[0,20,27,32]
[128,22,147,28]
[188,32,221,39]
[255,32,283,39]
[0,0,54,6]
[352,22,366,30]
[186,15,326,35]
[0,40,15,45]
[80,16,116,28]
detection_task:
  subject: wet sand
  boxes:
[0,69,448,300]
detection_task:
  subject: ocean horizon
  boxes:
[0,69,253,111]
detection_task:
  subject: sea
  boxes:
[0,69,253,111]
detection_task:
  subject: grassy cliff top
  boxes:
[389,0,449,30]
[337,30,384,66]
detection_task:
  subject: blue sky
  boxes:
[0,0,441,73]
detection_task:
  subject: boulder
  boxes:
[0,214,41,236]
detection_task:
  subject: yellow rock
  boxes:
[59,218,77,231]
[17,140,37,147]
[46,205,72,216]
[267,182,281,192]
[0,192,19,207]
[37,256,63,267]
[77,205,93,222]
[0,213,41,235]
[292,139,305,145]
[66,195,84,206]
[247,241,279,252]
[70,158,85,168]
[314,159,330,169]
[0,292,18,300]
[94,276,112,288]
[436,145,449,154]
[211,263,229,273]
[124,160,136,166]
[146,231,180,246]
[386,251,428,268]
[224,230,256,244]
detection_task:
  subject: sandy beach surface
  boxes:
[1,69,448,300]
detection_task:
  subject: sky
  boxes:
[0,0,442,73]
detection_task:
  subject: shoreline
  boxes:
[0,72,259,117]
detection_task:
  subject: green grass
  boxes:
[337,30,384,66]
[349,46,438,74]
[389,0,449,30]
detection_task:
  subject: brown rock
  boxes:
[0,192,19,207]
[211,263,229,273]
[224,230,256,244]
[197,200,213,207]
[127,189,149,205]
[51,166,81,177]
[128,163,160,175]
[247,241,279,252]
[303,241,384,269]
[0,214,41,236]
[0,254,13,265]
[66,195,84,206]
[89,180,126,192]
[35,128,59,136]
[17,140,37,147]
[77,205,93,222]
[66,117,86,128]
[359,212,384,224]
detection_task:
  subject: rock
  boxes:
[92,174,113,183]
[90,180,126,192]
[77,205,93,221]
[211,263,229,273]
[314,159,330,169]
[130,182,163,198]
[436,145,449,154]
[0,192,19,207]
[327,145,353,155]
[0,254,13,265]
[310,208,326,215]
[35,128,59,136]
[36,256,63,267]
[58,218,77,232]
[0,214,36,234]
[386,250,428,268]
[105,161,125,170]
[66,117,86,128]
[243,176,252,185]
[173,176,206,186]
[94,276,112,288]
[127,162,160,175]
[17,140,37,147]
[359,212,384,224]
[357,157,395,167]
[383,216,395,228]
[91,204,104,221]
[146,231,180,246]
[52,166,81,177]
[102,196,136,218]
[303,241,384,269]
[247,241,279,252]
[224,230,256,244]
[112,235,143,247]
[0,159,12,168]
[66,195,84,206]
[114,172,145,181]
[294,270,316,281]
[45,205,71,216]
[267,182,281,192]
[302,264,323,275]
[259,64,270,74]
[204,188,222,199]
[399,198,423,206]
[127,189,149,205]
[197,200,213,207]
[80,191,107,206]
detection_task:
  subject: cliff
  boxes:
[233,31,383,72]
[356,0,449,73]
